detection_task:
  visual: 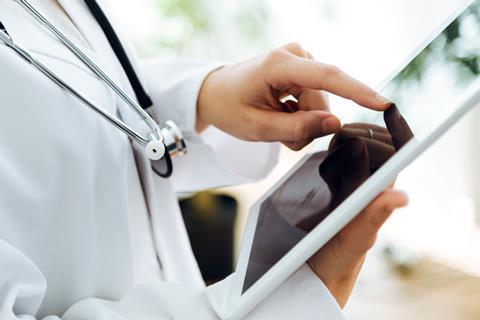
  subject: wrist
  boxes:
[196,66,224,133]
[307,263,349,308]
[307,255,365,308]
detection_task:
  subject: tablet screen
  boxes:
[242,0,480,294]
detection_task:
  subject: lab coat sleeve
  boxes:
[62,265,344,320]
[250,264,345,319]
[0,236,344,320]
[1,235,344,320]
[140,58,280,193]
[251,264,345,319]
[206,264,345,320]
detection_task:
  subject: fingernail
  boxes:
[384,103,402,123]
[322,117,340,133]
[392,104,403,120]
[375,93,391,106]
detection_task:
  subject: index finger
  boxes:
[271,54,391,111]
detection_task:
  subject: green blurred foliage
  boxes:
[152,0,270,56]
[393,2,480,90]
[233,2,270,41]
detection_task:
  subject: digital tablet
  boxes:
[208,1,480,318]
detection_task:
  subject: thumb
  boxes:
[340,189,409,254]
[245,107,341,147]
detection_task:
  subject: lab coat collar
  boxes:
[56,0,106,53]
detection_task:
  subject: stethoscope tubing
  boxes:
[14,0,163,143]
[0,30,150,147]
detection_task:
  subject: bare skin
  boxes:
[197,43,408,307]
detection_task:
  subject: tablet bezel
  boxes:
[219,1,477,318]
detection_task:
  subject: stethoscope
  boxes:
[0,0,187,178]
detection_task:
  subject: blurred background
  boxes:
[108,0,480,318]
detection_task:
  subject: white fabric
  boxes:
[0,0,344,319]
[140,60,282,193]
[126,144,163,284]
[206,265,344,319]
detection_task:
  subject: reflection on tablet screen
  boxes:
[242,107,413,293]
[242,151,330,293]
[242,1,480,294]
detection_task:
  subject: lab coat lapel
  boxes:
[131,142,205,287]
[55,0,120,76]
[56,0,139,128]
[3,1,103,81]
[61,0,204,286]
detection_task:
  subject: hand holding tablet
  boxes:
[208,2,480,318]
[306,105,413,306]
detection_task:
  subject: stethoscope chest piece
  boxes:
[162,120,187,157]
[146,140,166,161]
[139,120,186,161]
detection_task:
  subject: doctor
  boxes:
[0,0,408,319]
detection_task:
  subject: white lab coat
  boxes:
[0,0,344,319]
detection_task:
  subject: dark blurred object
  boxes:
[180,192,238,284]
